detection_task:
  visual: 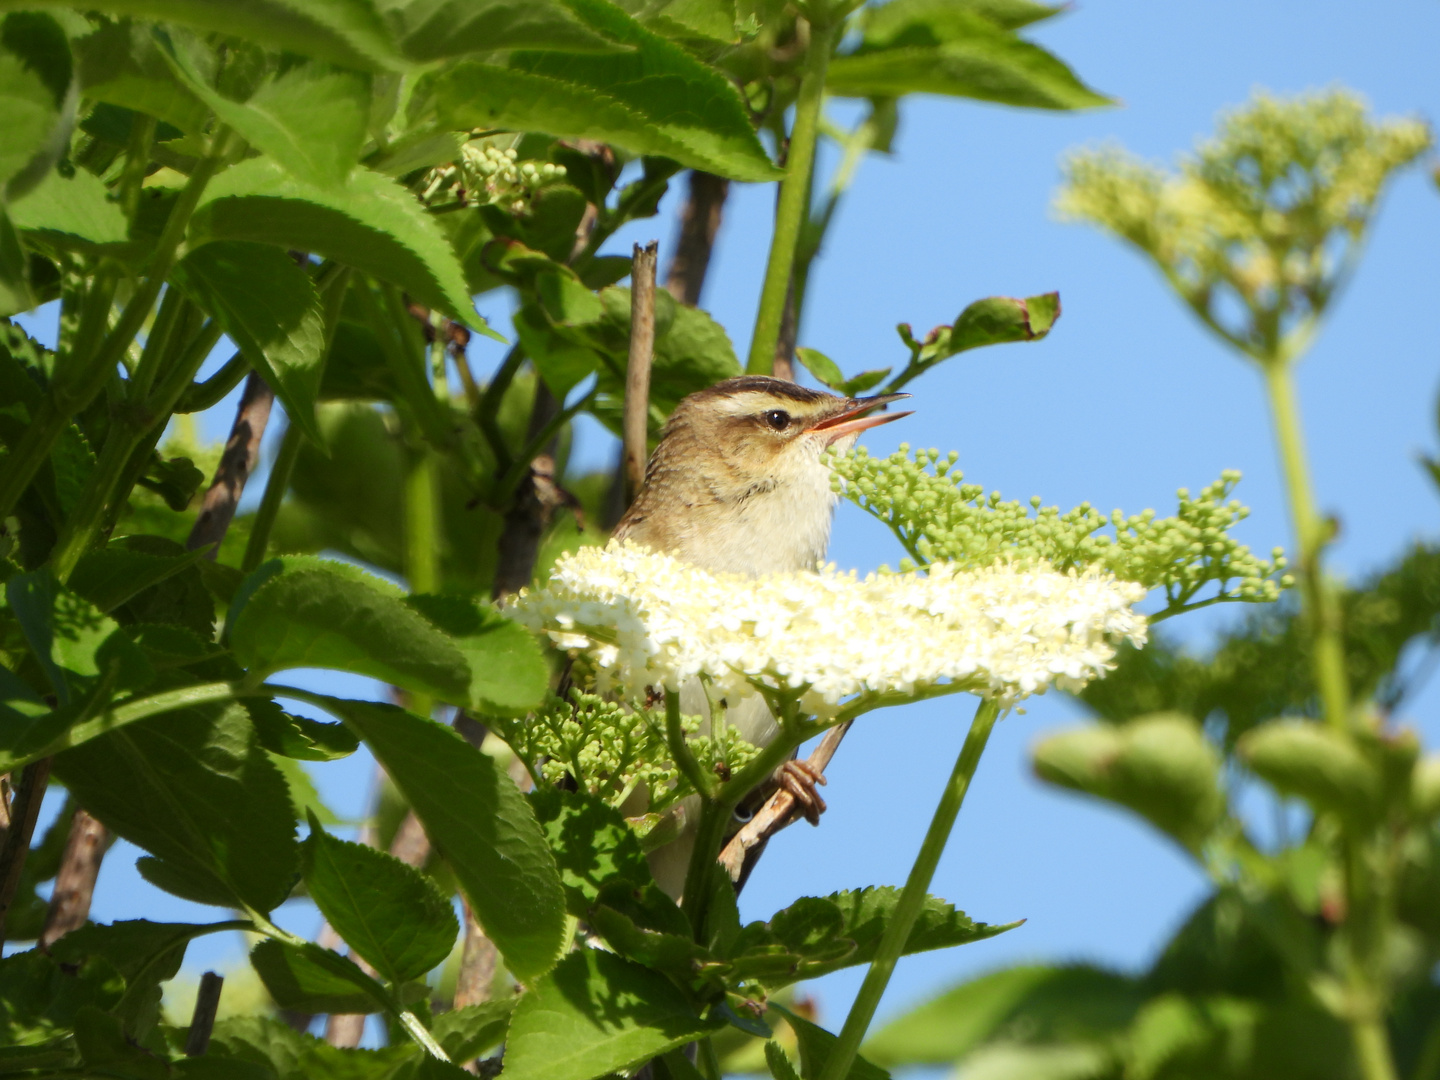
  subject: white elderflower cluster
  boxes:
[511,543,1149,718]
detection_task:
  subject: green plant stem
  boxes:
[1260,361,1349,728]
[1261,359,1395,1080]
[665,688,716,800]
[0,130,232,521]
[176,350,247,412]
[403,440,439,720]
[49,423,148,583]
[240,420,302,573]
[747,17,831,374]
[476,343,525,469]
[818,696,1001,1080]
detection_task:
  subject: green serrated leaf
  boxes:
[0,948,124,1048]
[64,0,405,72]
[303,813,459,983]
[190,159,479,324]
[52,697,299,913]
[10,166,128,249]
[385,0,623,60]
[173,241,328,443]
[766,1041,803,1080]
[160,36,369,188]
[75,20,210,135]
[772,1005,891,1080]
[0,12,74,201]
[529,786,655,914]
[426,0,777,182]
[6,570,154,705]
[431,999,515,1062]
[742,887,1018,987]
[319,696,567,982]
[227,558,547,713]
[831,12,1109,111]
[249,937,385,1014]
[504,949,724,1080]
[68,540,211,615]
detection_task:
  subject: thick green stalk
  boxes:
[747,18,831,374]
[240,421,302,574]
[1260,359,1395,1080]
[818,697,1001,1080]
[1260,361,1349,728]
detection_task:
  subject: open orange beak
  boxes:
[808,392,912,445]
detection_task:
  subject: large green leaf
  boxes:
[189,159,478,323]
[0,12,74,200]
[1032,713,1225,851]
[0,204,30,315]
[829,11,1109,110]
[303,813,459,984]
[68,533,212,615]
[9,0,406,71]
[426,0,777,182]
[207,1015,416,1079]
[10,166,129,249]
[503,949,723,1080]
[431,1000,515,1062]
[75,20,210,134]
[173,241,328,442]
[862,964,1143,1066]
[731,887,1017,988]
[6,570,153,706]
[0,949,124,1049]
[379,0,621,59]
[51,697,300,913]
[249,937,384,1014]
[162,37,370,189]
[319,697,567,983]
[227,557,548,713]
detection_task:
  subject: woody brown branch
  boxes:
[187,370,273,557]
[39,807,109,948]
[665,172,729,307]
[0,759,53,946]
[623,241,659,504]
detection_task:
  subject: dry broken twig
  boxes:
[719,721,853,882]
[623,241,659,503]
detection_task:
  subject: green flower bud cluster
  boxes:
[420,141,567,215]
[1055,89,1430,360]
[831,445,1292,620]
[494,690,758,811]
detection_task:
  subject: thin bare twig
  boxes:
[773,278,798,383]
[39,808,109,947]
[184,971,224,1055]
[664,172,729,307]
[186,371,273,556]
[0,758,52,945]
[719,721,852,883]
[623,242,659,504]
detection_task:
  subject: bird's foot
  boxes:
[776,759,828,826]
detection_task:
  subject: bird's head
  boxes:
[616,376,910,575]
[663,375,911,478]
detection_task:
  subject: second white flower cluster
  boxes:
[511,542,1149,718]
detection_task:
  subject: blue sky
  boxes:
[15,0,1440,1059]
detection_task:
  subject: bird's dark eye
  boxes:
[763,409,790,431]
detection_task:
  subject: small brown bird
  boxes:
[614,374,910,894]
